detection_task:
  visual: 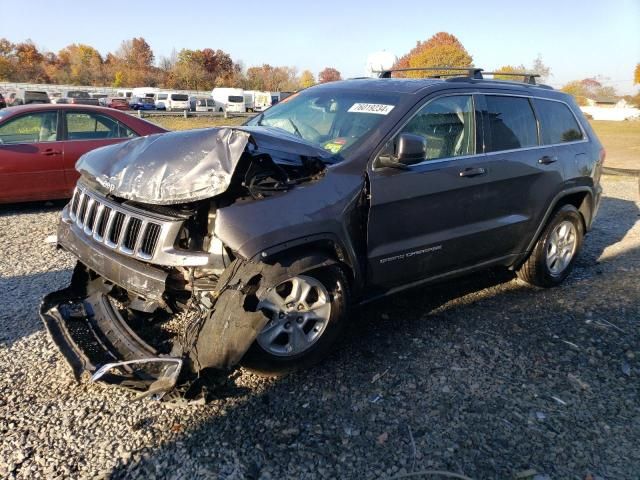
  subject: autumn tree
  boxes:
[0,38,15,80]
[244,64,299,91]
[300,70,315,88]
[561,77,617,105]
[318,67,341,83]
[634,63,640,85]
[491,64,527,81]
[110,37,155,86]
[393,32,473,77]
[53,44,104,85]
[13,40,47,82]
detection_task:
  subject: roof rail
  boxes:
[481,71,540,85]
[376,67,543,86]
[377,67,483,79]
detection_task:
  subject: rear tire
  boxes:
[517,205,584,288]
[241,266,349,376]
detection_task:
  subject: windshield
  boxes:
[68,91,90,98]
[228,96,243,103]
[245,89,400,158]
[171,94,189,101]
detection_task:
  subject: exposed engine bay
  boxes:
[40,126,338,402]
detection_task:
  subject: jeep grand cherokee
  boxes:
[40,67,604,399]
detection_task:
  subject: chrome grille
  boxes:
[65,183,210,267]
[69,185,163,261]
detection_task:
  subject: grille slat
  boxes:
[68,185,173,262]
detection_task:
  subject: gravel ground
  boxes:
[0,175,638,480]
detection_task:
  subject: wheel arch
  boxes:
[250,235,361,295]
[523,187,593,257]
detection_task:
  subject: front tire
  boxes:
[241,266,349,375]
[517,205,584,287]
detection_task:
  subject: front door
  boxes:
[0,110,67,202]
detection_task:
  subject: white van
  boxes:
[243,90,272,112]
[192,96,216,112]
[155,91,191,111]
[116,89,133,99]
[212,88,246,113]
[132,87,159,99]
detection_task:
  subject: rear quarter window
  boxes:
[534,99,584,144]
[485,95,538,152]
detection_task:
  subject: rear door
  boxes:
[0,110,67,202]
[61,110,139,188]
[480,94,565,255]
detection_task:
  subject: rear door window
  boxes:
[534,99,584,144]
[484,95,538,152]
[65,112,137,140]
[0,112,58,144]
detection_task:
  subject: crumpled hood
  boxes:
[76,128,250,205]
[76,126,334,205]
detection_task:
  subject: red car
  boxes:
[0,104,166,203]
[105,97,130,110]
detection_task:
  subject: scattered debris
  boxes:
[44,234,57,244]
[377,431,389,445]
[622,361,631,376]
[551,396,567,406]
[535,412,546,420]
[514,469,538,479]
[561,339,580,350]
[368,394,383,404]
[371,368,390,383]
[567,373,590,390]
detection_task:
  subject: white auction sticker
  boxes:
[348,103,395,115]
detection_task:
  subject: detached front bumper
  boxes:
[40,264,184,396]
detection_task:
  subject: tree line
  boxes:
[0,37,343,91]
[1,34,636,105]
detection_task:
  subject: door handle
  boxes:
[459,167,487,178]
[41,148,62,156]
[538,155,558,165]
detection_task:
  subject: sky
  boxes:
[2,0,639,93]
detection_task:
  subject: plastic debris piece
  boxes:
[622,361,631,376]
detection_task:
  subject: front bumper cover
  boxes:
[40,264,184,396]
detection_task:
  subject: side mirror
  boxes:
[396,133,427,165]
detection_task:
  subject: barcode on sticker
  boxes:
[348,103,395,115]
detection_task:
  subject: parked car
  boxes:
[129,96,156,110]
[40,68,604,398]
[48,92,63,104]
[0,93,6,109]
[155,91,190,111]
[190,96,216,112]
[55,90,100,106]
[104,97,130,110]
[244,90,272,112]
[0,104,166,203]
[4,89,50,106]
[212,87,246,112]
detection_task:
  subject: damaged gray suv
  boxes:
[41,67,604,399]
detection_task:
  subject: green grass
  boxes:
[589,120,640,170]
[148,116,247,131]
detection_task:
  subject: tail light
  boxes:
[599,147,606,164]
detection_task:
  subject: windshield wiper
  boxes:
[287,118,303,138]
[256,112,264,126]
